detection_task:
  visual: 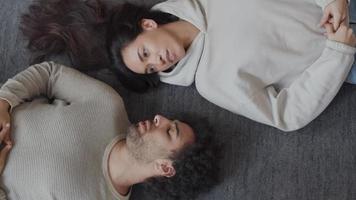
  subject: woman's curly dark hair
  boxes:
[20,0,109,70]
[142,116,222,200]
[20,0,179,92]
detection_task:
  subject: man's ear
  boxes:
[140,19,158,30]
[154,159,176,178]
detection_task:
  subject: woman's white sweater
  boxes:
[155,0,356,131]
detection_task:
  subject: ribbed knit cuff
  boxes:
[326,39,356,54]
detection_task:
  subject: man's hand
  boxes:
[325,23,356,46]
[0,100,11,146]
[319,0,348,31]
[0,123,12,175]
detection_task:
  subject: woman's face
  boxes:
[121,19,186,74]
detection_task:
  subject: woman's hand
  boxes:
[325,23,356,47]
[0,122,12,175]
[320,0,349,31]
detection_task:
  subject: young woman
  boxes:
[21,0,356,131]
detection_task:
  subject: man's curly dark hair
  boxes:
[142,115,221,200]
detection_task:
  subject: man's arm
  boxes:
[0,61,120,111]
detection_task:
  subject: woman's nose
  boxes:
[158,54,166,65]
[150,54,166,66]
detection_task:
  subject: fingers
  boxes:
[0,143,12,174]
[336,24,348,34]
[0,123,10,142]
[319,11,330,27]
[2,122,12,145]
[328,24,356,46]
[333,24,348,37]
[333,14,341,30]
[324,23,334,36]
[0,144,11,161]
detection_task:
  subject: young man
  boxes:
[0,62,218,200]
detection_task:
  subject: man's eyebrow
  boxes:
[174,121,180,139]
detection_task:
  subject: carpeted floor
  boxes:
[1,0,356,199]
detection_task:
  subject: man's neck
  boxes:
[107,140,152,196]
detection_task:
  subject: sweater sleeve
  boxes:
[0,61,117,111]
[238,40,356,132]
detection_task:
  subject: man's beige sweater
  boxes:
[0,62,131,200]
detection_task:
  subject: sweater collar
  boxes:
[102,135,131,200]
[152,0,207,33]
[153,0,207,86]
[159,32,204,86]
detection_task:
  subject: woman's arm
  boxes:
[239,25,356,131]
[0,61,119,111]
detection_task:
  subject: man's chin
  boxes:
[126,126,142,147]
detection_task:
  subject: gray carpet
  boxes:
[1,0,356,199]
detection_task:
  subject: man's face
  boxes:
[126,115,195,163]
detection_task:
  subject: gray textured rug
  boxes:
[1,0,356,199]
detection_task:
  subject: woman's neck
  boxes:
[162,20,200,50]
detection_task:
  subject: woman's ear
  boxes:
[154,159,176,178]
[140,19,158,30]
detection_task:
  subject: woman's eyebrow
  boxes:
[137,49,143,62]
[137,49,149,74]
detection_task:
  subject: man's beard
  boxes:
[126,125,169,163]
